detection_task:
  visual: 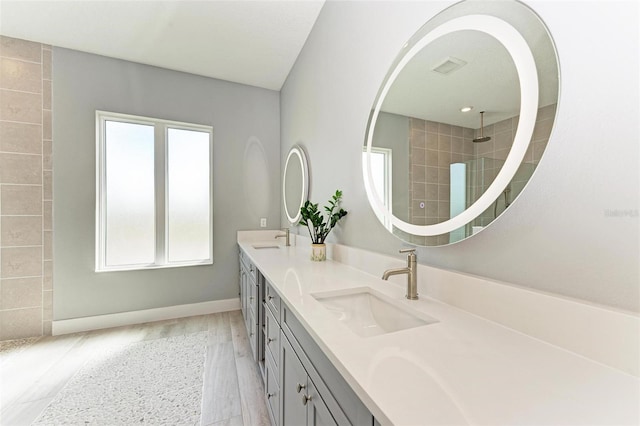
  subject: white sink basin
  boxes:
[252,243,280,249]
[312,288,437,338]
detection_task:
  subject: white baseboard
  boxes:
[52,298,240,336]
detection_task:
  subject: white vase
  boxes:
[310,243,326,261]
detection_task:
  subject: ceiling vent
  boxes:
[431,56,467,75]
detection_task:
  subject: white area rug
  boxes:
[34,332,208,425]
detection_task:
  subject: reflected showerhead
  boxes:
[473,111,491,143]
[473,136,491,143]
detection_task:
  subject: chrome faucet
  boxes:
[275,228,290,246]
[382,248,418,300]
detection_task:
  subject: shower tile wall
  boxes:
[408,104,557,244]
[0,36,53,340]
[408,117,474,245]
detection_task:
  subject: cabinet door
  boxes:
[281,336,308,426]
[265,354,280,426]
[249,275,258,317]
[248,308,257,357]
[265,306,280,374]
[257,273,266,379]
[306,381,337,426]
[239,264,247,318]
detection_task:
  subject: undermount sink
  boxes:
[312,288,437,338]
[252,243,280,249]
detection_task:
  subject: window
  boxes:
[363,147,392,231]
[96,111,213,272]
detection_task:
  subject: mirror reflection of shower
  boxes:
[449,159,535,244]
[371,103,555,246]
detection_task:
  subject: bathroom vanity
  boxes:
[239,243,373,426]
[237,231,639,426]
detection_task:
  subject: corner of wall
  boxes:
[0,35,53,340]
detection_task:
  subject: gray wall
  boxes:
[280,1,639,312]
[53,48,280,320]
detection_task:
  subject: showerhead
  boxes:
[473,136,491,143]
[472,111,491,143]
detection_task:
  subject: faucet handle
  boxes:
[399,248,417,260]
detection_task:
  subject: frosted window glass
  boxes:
[364,150,389,228]
[167,128,211,262]
[104,121,155,266]
[370,151,386,203]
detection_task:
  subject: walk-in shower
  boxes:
[449,157,535,243]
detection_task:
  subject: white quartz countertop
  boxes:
[238,240,639,425]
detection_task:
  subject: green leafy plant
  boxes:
[299,190,348,244]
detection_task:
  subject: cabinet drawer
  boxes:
[265,280,281,318]
[265,352,280,426]
[265,305,280,376]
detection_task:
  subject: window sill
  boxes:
[95,260,213,273]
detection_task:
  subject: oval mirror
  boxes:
[283,145,309,224]
[363,0,559,246]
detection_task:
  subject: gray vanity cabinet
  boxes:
[239,248,374,426]
[280,305,373,426]
[238,249,263,365]
[307,380,338,426]
[281,335,310,425]
[281,335,336,426]
[265,353,280,425]
[264,287,282,425]
[239,253,248,320]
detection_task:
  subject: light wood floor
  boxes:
[0,310,270,426]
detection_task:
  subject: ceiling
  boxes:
[382,30,523,129]
[380,1,559,128]
[0,0,325,91]
[1,0,558,127]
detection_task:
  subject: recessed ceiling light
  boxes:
[460,106,473,112]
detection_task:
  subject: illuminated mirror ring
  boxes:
[283,145,309,224]
[364,14,539,237]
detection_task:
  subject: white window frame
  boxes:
[96,111,213,272]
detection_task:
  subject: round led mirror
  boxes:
[363,0,559,246]
[283,145,309,224]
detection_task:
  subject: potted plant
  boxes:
[299,190,348,261]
